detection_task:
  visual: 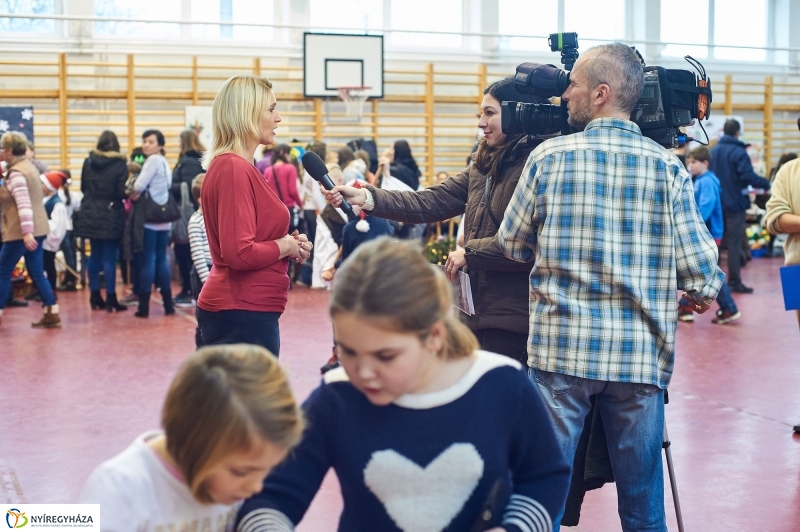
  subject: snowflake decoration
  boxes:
[21,109,33,121]
[0,120,9,132]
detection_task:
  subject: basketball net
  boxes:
[337,86,369,120]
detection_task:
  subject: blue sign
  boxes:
[0,106,34,142]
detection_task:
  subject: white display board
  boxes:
[185,106,213,149]
[303,33,384,99]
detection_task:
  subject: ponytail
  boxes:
[441,315,479,360]
[60,169,73,206]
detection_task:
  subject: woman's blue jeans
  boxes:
[196,306,281,356]
[531,369,667,532]
[0,237,56,309]
[140,229,171,294]
[87,238,120,294]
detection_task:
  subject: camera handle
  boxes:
[560,49,579,71]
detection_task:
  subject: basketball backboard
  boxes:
[303,32,384,99]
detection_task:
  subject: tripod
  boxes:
[663,390,685,532]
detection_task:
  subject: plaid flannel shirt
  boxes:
[498,118,724,388]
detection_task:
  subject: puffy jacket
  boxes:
[368,136,540,334]
[710,135,771,213]
[171,150,204,209]
[76,150,128,241]
[390,158,420,191]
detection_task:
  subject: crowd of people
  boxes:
[2,39,800,532]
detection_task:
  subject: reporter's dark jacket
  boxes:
[171,150,204,209]
[76,150,128,241]
[710,135,771,213]
[367,136,539,335]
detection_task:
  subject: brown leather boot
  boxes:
[32,305,61,329]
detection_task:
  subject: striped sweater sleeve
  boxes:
[188,212,211,283]
[503,494,553,532]
[237,509,294,532]
[7,171,35,235]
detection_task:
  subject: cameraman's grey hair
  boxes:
[582,42,644,114]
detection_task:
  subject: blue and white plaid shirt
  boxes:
[498,118,724,388]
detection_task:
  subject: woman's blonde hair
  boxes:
[330,238,478,359]
[179,129,206,157]
[162,344,304,503]
[203,75,273,168]
[0,132,29,156]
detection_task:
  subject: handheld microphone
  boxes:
[301,151,358,221]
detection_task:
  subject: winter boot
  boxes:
[106,293,128,313]
[90,290,106,310]
[134,292,150,318]
[162,290,175,316]
[32,305,61,329]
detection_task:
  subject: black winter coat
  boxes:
[390,158,420,191]
[76,151,128,241]
[171,150,204,209]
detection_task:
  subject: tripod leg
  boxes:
[663,421,685,532]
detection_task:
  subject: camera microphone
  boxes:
[300,151,358,221]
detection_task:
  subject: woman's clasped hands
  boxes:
[280,230,312,264]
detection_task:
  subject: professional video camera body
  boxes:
[500,32,713,148]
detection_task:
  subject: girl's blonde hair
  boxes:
[191,172,205,203]
[162,344,304,503]
[203,75,273,168]
[330,238,478,359]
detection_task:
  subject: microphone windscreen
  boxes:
[301,151,329,182]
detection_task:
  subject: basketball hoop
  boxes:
[337,86,371,120]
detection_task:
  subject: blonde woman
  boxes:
[0,131,60,328]
[197,76,311,355]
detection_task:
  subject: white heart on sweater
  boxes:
[363,443,484,532]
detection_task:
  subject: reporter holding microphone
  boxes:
[197,76,311,354]
[322,77,545,365]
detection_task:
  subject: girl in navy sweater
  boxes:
[237,238,569,532]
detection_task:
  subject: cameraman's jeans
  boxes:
[531,369,667,532]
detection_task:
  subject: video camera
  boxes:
[500,32,713,148]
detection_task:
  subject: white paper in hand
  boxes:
[437,266,475,315]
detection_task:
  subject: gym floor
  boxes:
[1,256,798,531]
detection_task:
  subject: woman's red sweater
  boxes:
[198,153,290,313]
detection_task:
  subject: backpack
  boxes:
[170,182,194,244]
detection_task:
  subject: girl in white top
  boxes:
[80,344,304,532]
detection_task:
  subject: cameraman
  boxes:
[496,43,724,531]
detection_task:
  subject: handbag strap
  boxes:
[483,176,501,230]
[271,166,286,203]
